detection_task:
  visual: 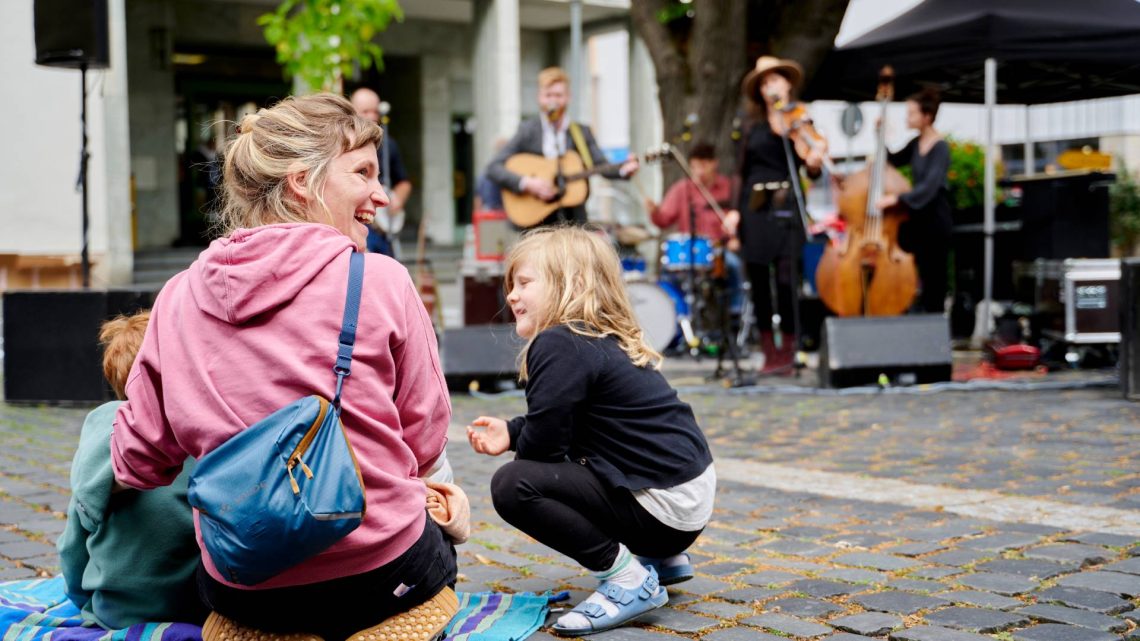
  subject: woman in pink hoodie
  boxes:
[110,94,456,641]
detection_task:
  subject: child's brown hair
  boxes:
[99,310,150,400]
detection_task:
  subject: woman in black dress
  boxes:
[876,87,953,314]
[737,56,826,372]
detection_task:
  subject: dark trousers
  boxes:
[197,518,457,641]
[913,244,950,313]
[747,258,795,336]
[491,459,702,572]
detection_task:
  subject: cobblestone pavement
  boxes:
[2,375,1139,641]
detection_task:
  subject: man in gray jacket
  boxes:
[486,66,639,227]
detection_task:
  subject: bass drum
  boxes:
[626,280,683,352]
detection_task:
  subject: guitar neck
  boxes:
[563,162,622,183]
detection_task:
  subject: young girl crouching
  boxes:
[467,225,716,636]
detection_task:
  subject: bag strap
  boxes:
[333,251,365,409]
[569,122,593,170]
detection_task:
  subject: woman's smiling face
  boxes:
[310,145,388,250]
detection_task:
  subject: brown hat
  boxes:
[742,56,803,103]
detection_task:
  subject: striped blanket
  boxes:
[0,577,562,641]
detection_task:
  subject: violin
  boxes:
[772,100,839,175]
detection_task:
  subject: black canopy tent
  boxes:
[801,0,1140,338]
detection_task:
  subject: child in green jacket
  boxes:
[57,311,205,629]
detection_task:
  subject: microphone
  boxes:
[769,93,786,111]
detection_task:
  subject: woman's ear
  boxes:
[286,169,309,202]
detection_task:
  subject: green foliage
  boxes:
[945,137,992,211]
[259,0,403,93]
[1110,161,1140,253]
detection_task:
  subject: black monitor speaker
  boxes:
[34,0,110,69]
[819,314,953,388]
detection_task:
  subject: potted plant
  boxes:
[1110,161,1140,257]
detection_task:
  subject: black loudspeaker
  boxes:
[3,288,157,403]
[34,0,110,69]
[439,325,524,392]
[819,314,952,388]
[1121,258,1140,401]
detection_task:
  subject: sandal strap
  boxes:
[577,602,608,619]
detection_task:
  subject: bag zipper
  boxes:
[286,397,329,494]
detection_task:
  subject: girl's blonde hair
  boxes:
[506,225,661,380]
[215,93,383,236]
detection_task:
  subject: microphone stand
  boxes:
[775,104,812,377]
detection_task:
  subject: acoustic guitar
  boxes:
[501,145,669,228]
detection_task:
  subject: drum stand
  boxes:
[711,264,754,387]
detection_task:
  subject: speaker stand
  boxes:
[78,63,91,289]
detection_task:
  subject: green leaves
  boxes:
[1109,161,1140,252]
[259,0,404,93]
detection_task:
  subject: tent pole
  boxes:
[975,57,997,346]
[1024,105,1035,176]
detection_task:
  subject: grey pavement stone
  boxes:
[741,570,802,586]
[933,590,1022,610]
[764,597,842,617]
[910,567,962,580]
[758,539,834,557]
[1034,585,1133,614]
[0,539,56,560]
[780,526,834,539]
[1056,570,1140,597]
[1010,623,1119,641]
[888,624,993,641]
[960,532,1043,551]
[830,612,903,636]
[924,549,992,567]
[954,572,1038,596]
[887,541,948,557]
[526,563,582,581]
[741,613,832,638]
[786,579,859,598]
[685,600,754,620]
[1102,556,1140,575]
[718,587,783,603]
[904,523,987,541]
[639,608,720,633]
[825,635,877,641]
[973,558,1078,579]
[701,629,786,641]
[827,533,896,548]
[703,528,763,546]
[499,577,562,594]
[820,568,886,585]
[0,565,38,580]
[582,626,679,640]
[756,557,828,572]
[699,561,750,576]
[457,564,518,585]
[884,578,943,593]
[833,552,919,571]
[1065,532,1138,547]
[669,576,733,595]
[470,548,533,568]
[921,606,1028,633]
[1017,603,1128,632]
[851,591,947,615]
[1023,544,1111,566]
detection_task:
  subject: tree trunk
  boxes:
[631,0,849,194]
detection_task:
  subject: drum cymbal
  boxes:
[615,225,657,246]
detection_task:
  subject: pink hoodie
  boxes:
[110,223,451,589]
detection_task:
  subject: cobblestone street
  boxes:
[2,376,1139,640]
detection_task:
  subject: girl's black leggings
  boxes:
[491,459,702,572]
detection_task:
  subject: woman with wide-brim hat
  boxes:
[735,55,828,375]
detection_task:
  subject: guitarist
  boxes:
[486,67,639,227]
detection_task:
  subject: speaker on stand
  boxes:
[34,0,111,289]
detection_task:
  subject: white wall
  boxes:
[0,0,132,286]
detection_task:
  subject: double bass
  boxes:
[815,67,918,317]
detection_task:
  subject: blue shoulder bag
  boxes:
[188,251,368,586]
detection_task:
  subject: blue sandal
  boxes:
[550,567,667,636]
[637,553,694,586]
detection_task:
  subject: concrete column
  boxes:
[472,0,520,174]
[629,29,663,222]
[421,55,456,245]
[126,0,179,249]
[95,0,133,285]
